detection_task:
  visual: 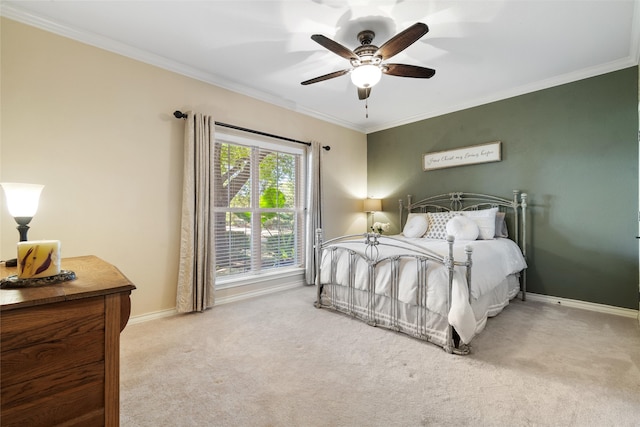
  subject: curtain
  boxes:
[304,141,323,285]
[176,112,216,313]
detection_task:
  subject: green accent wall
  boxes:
[367,66,639,309]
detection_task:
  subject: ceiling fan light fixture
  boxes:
[351,64,382,88]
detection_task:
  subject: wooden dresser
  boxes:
[0,255,136,427]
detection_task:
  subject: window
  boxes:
[213,132,305,283]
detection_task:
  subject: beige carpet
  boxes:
[120,286,640,427]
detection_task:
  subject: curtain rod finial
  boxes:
[173,110,187,119]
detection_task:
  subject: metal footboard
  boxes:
[314,230,473,354]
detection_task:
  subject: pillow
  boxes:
[403,214,429,238]
[462,207,497,240]
[425,211,460,239]
[406,213,429,224]
[446,215,479,241]
[495,211,508,238]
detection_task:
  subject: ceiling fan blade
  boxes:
[301,69,351,85]
[375,23,429,60]
[383,64,436,78]
[357,87,371,100]
[311,34,358,61]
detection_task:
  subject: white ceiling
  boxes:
[2,0,639,134]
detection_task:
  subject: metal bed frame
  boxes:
[314,190,528,354]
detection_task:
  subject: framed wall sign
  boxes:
[423,141,502,171]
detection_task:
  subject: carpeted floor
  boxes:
[120,286,640,426]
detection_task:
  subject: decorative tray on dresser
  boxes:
[1,255,136,427]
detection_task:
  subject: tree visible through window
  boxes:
[213,134,304,279]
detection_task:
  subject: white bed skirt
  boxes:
[320,273,520,348]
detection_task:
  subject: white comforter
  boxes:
[320,235,527,343]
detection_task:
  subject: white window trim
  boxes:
[213,129,307,288]
[215,266,305,290]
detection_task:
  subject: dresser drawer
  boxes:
[1,296,106,425]
[1,328,105,387]
[1,297,104,351]
[1,361,105,427]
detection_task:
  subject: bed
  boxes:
[314,191,528,354]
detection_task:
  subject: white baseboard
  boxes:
[525,292,639,319]
[128,308,178,325]
[130,288,637,325]
[128,281,306,325]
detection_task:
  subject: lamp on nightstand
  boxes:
[363,198,382,229]
[1,182,44,267]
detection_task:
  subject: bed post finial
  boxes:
[445,235,455,270]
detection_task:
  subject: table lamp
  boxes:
[1,182,44,267]
[363,198,382,229]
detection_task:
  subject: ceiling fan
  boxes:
[301,22,436,100]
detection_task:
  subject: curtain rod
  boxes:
[173,111,330,151]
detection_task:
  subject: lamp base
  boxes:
[4,258,17,267]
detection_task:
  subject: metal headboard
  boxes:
[398,190,528,299]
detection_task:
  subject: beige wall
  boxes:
[0,18,367,317]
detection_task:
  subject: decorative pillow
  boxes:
[425,211,460,239]
[406,213,429,224]
[462,207,497,240]
[495,211,508,238]
[405,213,430,236]
[403,214,429,238]
[446,215,479,241]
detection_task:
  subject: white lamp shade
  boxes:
[351,64,382,88]
[363,198,382,212]
[0,182,44,217]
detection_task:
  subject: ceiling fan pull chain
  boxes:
[365,97,369,118]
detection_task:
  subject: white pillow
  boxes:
[446,215,479,241]
[403,214,429,238]
[462,207,498,240]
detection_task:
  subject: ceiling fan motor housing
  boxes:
[352,31,381,67]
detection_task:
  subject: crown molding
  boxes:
[365,56,638,134]
[0,4,366,133]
